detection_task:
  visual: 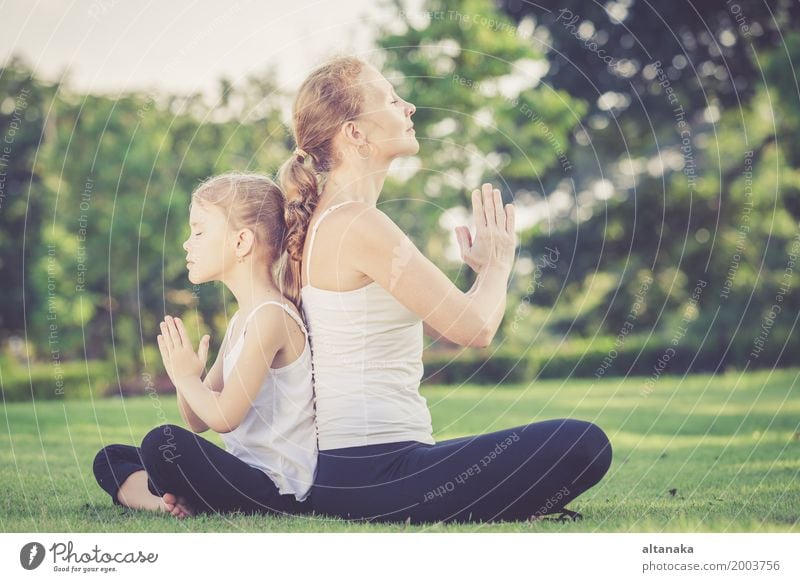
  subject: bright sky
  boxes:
[0,0,416,96]
[1,0,545,237]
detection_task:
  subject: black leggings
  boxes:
[92,424,310,516]
[311,418,612,524]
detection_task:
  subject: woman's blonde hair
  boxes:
[190,172,299,308]
[278,56,366,304]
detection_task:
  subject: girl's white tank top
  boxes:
[300,201,435,451]
[220,301,317,501]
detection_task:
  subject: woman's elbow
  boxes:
[468,328,493,348]
[455,323,493,348]
[426,316,494,347]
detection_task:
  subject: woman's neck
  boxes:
[320,157,391,207]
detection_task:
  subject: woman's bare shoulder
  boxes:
[335,202,401,235]
[312,201,403,255]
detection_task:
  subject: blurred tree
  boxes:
[495,0,800,365]
[376,0,586,296]
[0,57,54,342]
[1,61,289,379]
[2,0,797,385]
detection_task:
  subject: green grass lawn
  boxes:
[2,368,798,532]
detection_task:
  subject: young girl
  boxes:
[93,173,317,518]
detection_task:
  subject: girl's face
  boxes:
[354,64,418,160]
[182,202,237,284]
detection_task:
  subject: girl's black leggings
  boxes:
[92,424,310,516]
[311,418,612,524]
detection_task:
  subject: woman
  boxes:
[278,56,612,524]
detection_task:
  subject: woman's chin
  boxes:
[401,137,420,156]
[388,136,420,156]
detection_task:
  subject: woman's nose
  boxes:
[407,101,416,117]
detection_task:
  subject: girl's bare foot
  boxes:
[162,492,196,519]
[116,470,193,518]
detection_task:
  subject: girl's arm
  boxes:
[177,336,226,433]
[177,391,207,433]
[160,311,284,434]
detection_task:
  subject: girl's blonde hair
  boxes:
[278,56,366,303]
[190,172,300,309]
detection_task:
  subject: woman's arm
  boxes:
[163,310,284,434]
[420,275,492,342]
[422,321,443,341]
[346,183,516,348]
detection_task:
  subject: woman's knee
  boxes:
[572,420,612,482]
[552,419,612,482]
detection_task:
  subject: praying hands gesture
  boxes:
[454,183,516,274]
[157,315,211,384]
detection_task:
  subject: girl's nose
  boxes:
[407,101,416,117]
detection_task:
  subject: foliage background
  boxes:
[1,0,798,399]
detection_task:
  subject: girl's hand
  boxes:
[157,316,210,384]
[455,183,516,274]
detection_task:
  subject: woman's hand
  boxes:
[455,183,516,274]
[157,316,210,385]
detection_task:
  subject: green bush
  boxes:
[1,360,115,402]
[423,332,799,385]
[423,349,532,385]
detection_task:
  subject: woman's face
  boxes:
[354,64,418,160]
[182,202,237,284]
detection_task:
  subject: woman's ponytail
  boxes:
[276,55,366,313]
[278,152,320,310]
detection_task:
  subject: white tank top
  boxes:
[220,301,317,501]
[300,201,435,451]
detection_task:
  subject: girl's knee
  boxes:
[92,444,129,477]
[140,424,187,465]
[92,447,113,479]
[93,447,110,469]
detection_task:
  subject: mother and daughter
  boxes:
[93,56,612,524]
